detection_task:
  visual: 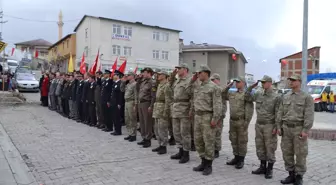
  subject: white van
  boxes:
[7,59,19,74]
[307,79,336,111]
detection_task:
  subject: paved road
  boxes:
[0,93,335,185]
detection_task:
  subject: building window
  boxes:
[161,51,169,60]
[85,28,88,39]
[153,31,160,40]
[124,27,132,36]
[112,45,121,55]
[192,60,196,67]
[124,47,132,56]
[161,33,169,41]
[152,50,160,59]
[63,42,65,49]
[66,40,69,48]
[113,24,122,34]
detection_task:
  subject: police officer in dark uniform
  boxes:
[81,73,90,124]
[70,73,79,120]
[76,73,84,122]
[102,70,114,132]
[109,69,124,136]
[87,73,97,127]
[95,71,104,128]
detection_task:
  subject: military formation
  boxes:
[40,63,313,185]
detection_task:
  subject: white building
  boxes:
[74,15,181,73]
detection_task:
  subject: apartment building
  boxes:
[74,15,181,72]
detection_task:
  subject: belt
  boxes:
[139,100,150,103]
[230,116,244,121]
[125,99,134,102]
[283,121,304,128]
[156,100,165,103]
[174,99,189,103]
[256,120,275,125]
[195,111,213,116]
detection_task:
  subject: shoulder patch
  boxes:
[152,87,157,92]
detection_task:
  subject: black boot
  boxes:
[191,141,196,151]
[137,139,146,145]
[214,150,219,158]
[157,146,167,155]
[265,162,274,179]
[124,135,131,140]
[128,136,136,142]
[143,139,151,148]
[252,160,266,175]
[226,155,239,165]
[152,146,161,152]
[168,136,176,146]
[202,159,213,176]
[294,174,303,185]
[281,171,296,184]
[193,158,205,172]
[179,150,190,164]
[171,148,183,160]
[235,156,245,169]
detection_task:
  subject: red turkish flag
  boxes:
[111,57,118,77]
[134,66,138,74]
[79,52,86,74]
[89,49,99,75]
[34,50,39,58]
[118,60,127,74]
[11,48,15,56]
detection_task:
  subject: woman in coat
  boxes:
[41,74,49,107]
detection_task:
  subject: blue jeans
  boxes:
[330,103,335,113]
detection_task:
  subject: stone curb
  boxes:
[0,122,38,185]
[309,129,336,141]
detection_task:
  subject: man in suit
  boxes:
[81,73,90,124]
[87,73,97,127]
[102,70,114,132]
[95,71,104,128]
[76,73,84,122]
[109,70,124,136]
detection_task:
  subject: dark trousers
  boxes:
[103,103,113,131]
[89,103,97,125]
[77,101,83,121]
[112,105,121,134]
[82,102,89,122]
[41,96,48,107]
[322,102,328,111]
[120,104,125,125]
[62,99,69,116]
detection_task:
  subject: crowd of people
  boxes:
[38,63,313,185]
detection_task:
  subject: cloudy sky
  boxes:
[2,0,335,80]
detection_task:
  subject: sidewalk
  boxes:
[0,123,37,185]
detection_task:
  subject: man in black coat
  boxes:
[75,73,84,122]
[68,73,78,120]
[109,70,124,136]
[81,73,90,124]
[101,70,114,132]
[87,73,97,127]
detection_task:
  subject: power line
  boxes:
[3,14,80,23]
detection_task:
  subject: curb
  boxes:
[0,123,38,185]
[309,129,336,141]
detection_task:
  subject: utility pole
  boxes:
[301,0,309,91]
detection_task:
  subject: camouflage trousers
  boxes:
[215,120,223,151]
[172,117,191,151]
[154,118,169,146]
[125,102,137,137]
[194,114,216,160]
[191,118,194,141]
[229,119,248,156]
[281,124,308,175]
[255,123,278,163]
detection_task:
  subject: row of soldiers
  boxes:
[44,62,313,185]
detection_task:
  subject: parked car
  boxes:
[13,73,39,92]
[15,66,34,75]
[7,60,19,74]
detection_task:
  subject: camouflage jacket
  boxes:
[121,80,137,103]
[153,81,173,119]
[276,90,314,133]
[192,79,222,122]
[169,76,193,118]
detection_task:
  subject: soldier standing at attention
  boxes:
[167,74,176,146]
[81,73,90,124]
[121,71,138,142]
[109,70,123,136]
[68,73,77,120]
[169,63,193,164]
[277,74,314,185]
[209,73,227,158]
[95,71,104,128]
[101,70,114,132]
[246,75,280,179]
[137,67,156,148]
[75,73,84,122]
[152,71,173,155]
[87,73,97,127]
[224,76,254,169]
[191,65,222,175]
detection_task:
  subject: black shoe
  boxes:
[235,156,245,169]
[168,136,176,146]
[142,140,151,148]
[191,141,196,151]
[137,139,145,145]
[226,155,239,165]
[294,175,303,185]
[214,150,219,158]
[128,136,136,142]
[281,171,296,184]
[153,134,157,140]
[179,150,190,164]
[265,162,274,179]
[202,159,213,176]
[152,146,161,152]
[124,135,131,140]
[252,160,266,175]
[171,148,183,160]
[157,146,167,155]
[193,158,205,172]
[111,132,122,136]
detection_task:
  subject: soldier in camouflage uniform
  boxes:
[277,74,314,185]
[167,73,176,146]
[210,73,227,158]
[246,75,280,179]
[223,76,254,169]
[152,71,173,154]
[191,65,222,176]
[169,63,193,164]
[121,71,137,142]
